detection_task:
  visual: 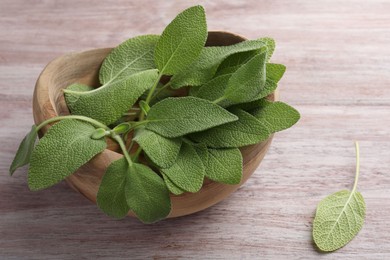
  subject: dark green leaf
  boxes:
[9,125,38,175]
[28,120,107,190]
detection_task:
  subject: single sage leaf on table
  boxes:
[190,108,269,148]
[125,162,171,224]
[97,157,130,219]
[9,125,38,175]
[28,120,107,191]
[154,5,207,75]
[146,96,238,138]
[313,142,366,252]
[170,39,266,89]
[251,101,300,133]
[161,142,205,193]
[99,35,159,85]
[133,128,182,168]
[64,69,158,125]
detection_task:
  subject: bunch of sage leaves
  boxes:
[10,5,299,223]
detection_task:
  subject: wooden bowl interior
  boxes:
[32,31,276,218]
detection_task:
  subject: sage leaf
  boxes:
[133,128,182,168]
[146,96,238,138]
[28,120,107,191]
[154,5,207,75]
[313,142,366,252]
[99,35,159,85]
[97,158,129,218]
[260,37,275,62]
[251,101,300,133]
[64,69,158,125]
[9,125,38,175]
[230,97,271,112]
[91,128,107,140]
[162,173,185,195]
[125,163,171,223]
[170,39,266,89]
[161,142,205,193]
[194,74,232,107]
[222,51,267,103]
[139,100,150,115]
[190,108,269,148]
[266,63,286,83]
[204,148,243,185]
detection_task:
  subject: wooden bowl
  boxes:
[32,31,277,218]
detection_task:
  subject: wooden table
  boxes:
[1,1,389,259]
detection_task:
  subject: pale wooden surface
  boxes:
[0,0,389,259]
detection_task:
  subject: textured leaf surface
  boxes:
[64,69,158,125]
[204,148,243,185]
[28,120,106,190]
[154,5,207,75]
[251,101,300,133]
[146,96,238,138]
[222,51,267,103]
[133,128,182,168]
[161,142,205,193]
[259,37,275,62]
[170,39,266,88]
[99,35,159,85]
[125,163,171,223]
[266,63,286,83]
[97,158,129,218]
[313,190,366,251]
[162,173,185,195]
[194,74,232,107]
[9,125,38,175]
[190,108,269,148]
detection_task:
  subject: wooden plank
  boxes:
[0,0,389,259]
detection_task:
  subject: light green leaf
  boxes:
[154,5,207,75]
[170,39,266,89]
[133,128,182,168]
[194,74,232,107]
[251,101,300,133]
[230,98,271,112]
[313,142,365,252]
[190,108,269,148]
[125,163,171,223]
[28,120,107,191]
[259,37,275,62]
[161,142,205,193]
[222,51,267,103]
[266,63,286,83]
[205,148,243,185]
[99,35,159,85]
[146,96,238,138]
[162,173,185,195]
[91,128,108,140]
[64,69,158,125]
[97,158,129,218]
[9,125,38,175]
[216,51,257,76]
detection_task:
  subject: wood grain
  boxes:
[1,0,390,259]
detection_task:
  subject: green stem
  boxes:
[352,141,360,192]
[36,115,108,131]
[112,134,133,166]
[132,147,143,162]
[212,96,226,105]
[151,81,171,101]
[139,74,162,121]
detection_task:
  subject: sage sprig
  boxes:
[9,5,299,223]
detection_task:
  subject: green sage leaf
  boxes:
[190,108,269,148]
[154,5,207,75]
[91,128,107,140]
[28,120,107,191]
[162,173,185,195]
[97,158,130,218]
[170,39,266,89]
[125,163,171,224]
[313,142,365,252]
[64,69,158,125]
[9,125,38,175]
[146,96,238,138]
[204,148,243,185]
[251,101,300,133]
[161,142,205,193]
[133,128,182,168]
[99,35,159,85]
